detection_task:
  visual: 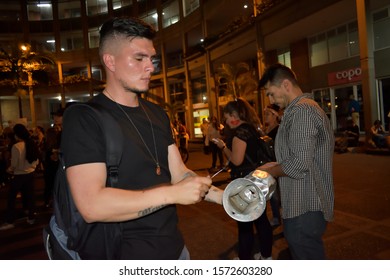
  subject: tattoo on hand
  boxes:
[138,204,167,217]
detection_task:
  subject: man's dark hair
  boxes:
[259,63,298,88]
[99,17,156,57]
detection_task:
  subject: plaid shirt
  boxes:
[275,93,334,221]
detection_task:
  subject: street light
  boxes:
[0,42,55,127]
[20,43,38,127]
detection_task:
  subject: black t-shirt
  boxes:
[61,93,184,259]
[228,123,260,178]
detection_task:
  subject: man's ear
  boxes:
[102,53,115,72]
[282,79,292,91]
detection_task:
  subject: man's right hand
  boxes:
[172,175,212,205]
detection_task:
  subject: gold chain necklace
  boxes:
[104,89,161,175]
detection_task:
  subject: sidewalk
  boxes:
[181,141,390,260]
[0,141,389,259]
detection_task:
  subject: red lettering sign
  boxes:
[328,67,362,86]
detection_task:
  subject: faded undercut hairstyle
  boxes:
[98,17,156,60]
[258,63,298,89]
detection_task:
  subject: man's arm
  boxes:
[258,161,286,178]
[67,160,211,223]
[168,143,223,204]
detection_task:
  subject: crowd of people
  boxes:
[9,15,390,261]
[0,112,63,231]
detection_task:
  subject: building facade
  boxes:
[0,0,389,137]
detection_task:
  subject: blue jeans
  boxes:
[283,211,327,260]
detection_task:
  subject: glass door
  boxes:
[313,88,336,130]
[334,84,363,132]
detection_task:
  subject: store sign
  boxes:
[328,67,362,86]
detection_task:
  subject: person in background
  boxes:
[33,126,45,173]
[212,98,273,260]
[176,119,189,151]
[370,119,387,148]
[200,118,209,154]
[344,119,360,148]
[348,94,360,129]
[43,127,61,208]
[0,127,15,188]
[206,116,225,171]
[52,108,64,133]
[0,124,39,230]
[258,63,334,260]
[263,104,282,227]
[54,16,219,259]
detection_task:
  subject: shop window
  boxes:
[309,20,360,67]
[314,89,332,117]
[348,21,359,56]
[379,77,390,131]
[277,50,291,68]
[309,34,327,67]
[373,7,390,50]
[60,31,84,52]
[328,26,348,62]
[162,0,180,28]
[183,0,199,17]
[334,85,363,131]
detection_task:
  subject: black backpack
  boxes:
[255,135,276,165]
[43,102,124,259]
[230,126,276,179]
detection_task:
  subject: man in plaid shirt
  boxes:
[258,63,334,260]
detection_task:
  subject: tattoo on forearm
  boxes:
[138,204,167,217]
[181,171,196,180]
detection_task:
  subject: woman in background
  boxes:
[0,124,39,230]
[213,98,273,260]
[206,116,225,171]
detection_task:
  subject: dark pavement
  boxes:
[1,141,390,260]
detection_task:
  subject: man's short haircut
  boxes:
[259,63,298,88]
[98,17,156,58]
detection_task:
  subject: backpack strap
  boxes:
[48,102,124,259]
[78,102,123,188]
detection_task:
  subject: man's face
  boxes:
[264,81,289,109]
[113,37,156,94]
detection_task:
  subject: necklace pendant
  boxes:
[156,165,161,176]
